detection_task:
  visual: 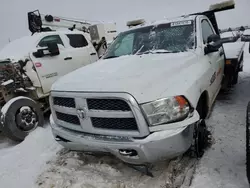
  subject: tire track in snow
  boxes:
[36,148,202,188]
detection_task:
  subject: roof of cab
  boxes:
[32,29,85,37]
[127,15,197,31]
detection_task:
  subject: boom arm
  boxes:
[28,10,92,34]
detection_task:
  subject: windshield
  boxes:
[103,20,195,59]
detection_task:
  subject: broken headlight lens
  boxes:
[141,96,190,126]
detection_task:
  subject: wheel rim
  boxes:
[15,106,38,132]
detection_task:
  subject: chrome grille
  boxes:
[87,99,131,111]
[53,97,75,108]
[51,92,150,138]
[91,117,138,130]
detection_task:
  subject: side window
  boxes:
[201,19,215,44]
[38,35,64,47]
[66,34,88,48]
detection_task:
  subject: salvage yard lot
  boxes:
[0,49,250,188]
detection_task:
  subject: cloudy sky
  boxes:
[1,0,250,49]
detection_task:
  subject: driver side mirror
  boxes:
[207,34,220,43]
[33,41,60,58]
[204,34,222,55]
[33,49,45,58]
[47,42,60,56]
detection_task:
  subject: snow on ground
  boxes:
[36,149,197,188]
[0,124,61,188]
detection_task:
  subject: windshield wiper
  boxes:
[136,49,177,55]
[103,55,119,59]
[152,50,173,54]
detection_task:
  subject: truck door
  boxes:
[64,33,98,72]
[30,34,73,94]
[201,19,224,100]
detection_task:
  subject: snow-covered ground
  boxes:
[1,50,250,188]
[0,124,62,188]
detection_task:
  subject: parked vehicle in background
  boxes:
[0,10,117,142]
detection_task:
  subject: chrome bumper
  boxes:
[50,111,199,165]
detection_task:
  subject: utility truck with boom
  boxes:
[0,10,117,142]
[49,1,245,170]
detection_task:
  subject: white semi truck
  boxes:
[0,10,117,142]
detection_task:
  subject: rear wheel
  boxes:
[1,97,44,142]
[246,102,250,184]
[232,71,239,85]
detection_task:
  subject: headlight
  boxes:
[141,96,190,126]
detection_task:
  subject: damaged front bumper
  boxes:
[49,110,199,165]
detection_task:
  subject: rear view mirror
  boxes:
[33,49,44,58]
[204,34,222,55]
[47,42,60,56]
[207,34,220,43]
[204,44,221,54]
[33,42,60,58]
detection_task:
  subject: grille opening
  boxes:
[56,111,80,125]
[87,99,131,111]
[91,117,138,131]
[53,97,76,108]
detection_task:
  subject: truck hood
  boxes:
[52,52,198,104]
[0,36,37,61]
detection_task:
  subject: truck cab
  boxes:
[0,30,98,98]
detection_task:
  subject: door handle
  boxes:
[64,57,72,60]
[90,53,97,56]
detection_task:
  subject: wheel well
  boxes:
[196,91,209,119]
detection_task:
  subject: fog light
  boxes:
[119,149,138,157]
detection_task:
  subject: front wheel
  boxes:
[1,96,44,142]
[193,119,209,158]
[189,97,210,158]
[246,102,250,184]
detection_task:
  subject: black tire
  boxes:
[246,102,250,184]
[193,96,209,158]
[232,71,239,85]
[196,96,207,120]
[2,97,44,142]
[194,120,208,158]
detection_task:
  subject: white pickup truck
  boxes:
[0,10,117,142]
[49,1,245,165]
